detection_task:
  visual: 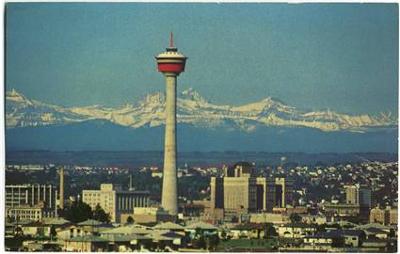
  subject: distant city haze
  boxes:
[6,3,398,115]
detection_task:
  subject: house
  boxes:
[149,230,184,250]
[153,221,185,233]
[185,221,219,238]
[250,212,290,225]
[128,234,153,250]
[303,231,344,249]
[20,221,51,237]
[227,223,263,239]
[360,236,388,252]
[341,230,364,247]
[22,240,61,252]
[63,235,109,252]
[355,223,392,239]
[277,223,317,238]
[102,234,136,252]
[301,214,327,225]
[363,227,389,240]
[57,224,89,240]
[101,224,152,236]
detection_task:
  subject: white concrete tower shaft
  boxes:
[161,73,178,215]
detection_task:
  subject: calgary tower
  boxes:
[156,33,187,216]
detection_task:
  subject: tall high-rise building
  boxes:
[345,184,371,207]
[209,162,294,221]
[274,177,294,208]
[345,184,371,220]
[345,185,359,205]
[210,163,257,216]
[155,33,187,216]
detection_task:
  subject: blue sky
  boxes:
[6,3,398,114]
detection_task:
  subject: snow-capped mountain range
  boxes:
[6,88,397,133]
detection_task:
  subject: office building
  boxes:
[6,184,57,211]
[6,206,43,221]
[209,162,294,221]
[82,184,150,222]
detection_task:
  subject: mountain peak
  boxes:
[140,91,165,105]
[6,89,33,105]
[180,88,208,103]
[7,89,23,98]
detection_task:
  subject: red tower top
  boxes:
[156,33,187,75]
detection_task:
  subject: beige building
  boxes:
[389,207,397,225]
[277,223,317,238]
[369,206,396,225]
[210,162,257,217]
[209,162,294,221]
[120,207,173,224]
[274,177,294,208]
[223,176,257,214]
[345,185,359,205]
[323,203,360,217]
[82,184,150,222]
[370,207,388,224]
[63,236,108,252]
[6,206,43,221]
[345,184,371,207]
[250,212,290,225]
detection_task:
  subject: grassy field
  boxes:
[217,238,277,252]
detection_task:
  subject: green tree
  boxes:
[194,227,203,239]
[316,224,326,234]
[263,223,277,239]
[93,204,111,223]
[206,235,220,251]
[14,226,23,237]
[193,236,206,250]
[126,216,134,224]
[50,225,57,240]
[221,230,227,241]
[61,200,93,223]
[289,213,302,224]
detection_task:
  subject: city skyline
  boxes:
[6,3,399,115]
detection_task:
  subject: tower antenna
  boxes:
[170,32,174,48]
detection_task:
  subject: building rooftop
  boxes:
[185,221,218,230]
[102,224,151,235]
[153,222,184,231]
[68,235,109,243]
[77,219,104,226]
[42,217,71,226]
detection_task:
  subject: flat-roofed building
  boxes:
[120,207,173,224]
[5,184,57,217]
[369,206,391,225]
[324,203,360,217]
[209,162,294,221]
[274,177,294,208]
[6,206,43,221]
[389,207,397,225]
[344,184,371,207]
[82,184,150,222]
